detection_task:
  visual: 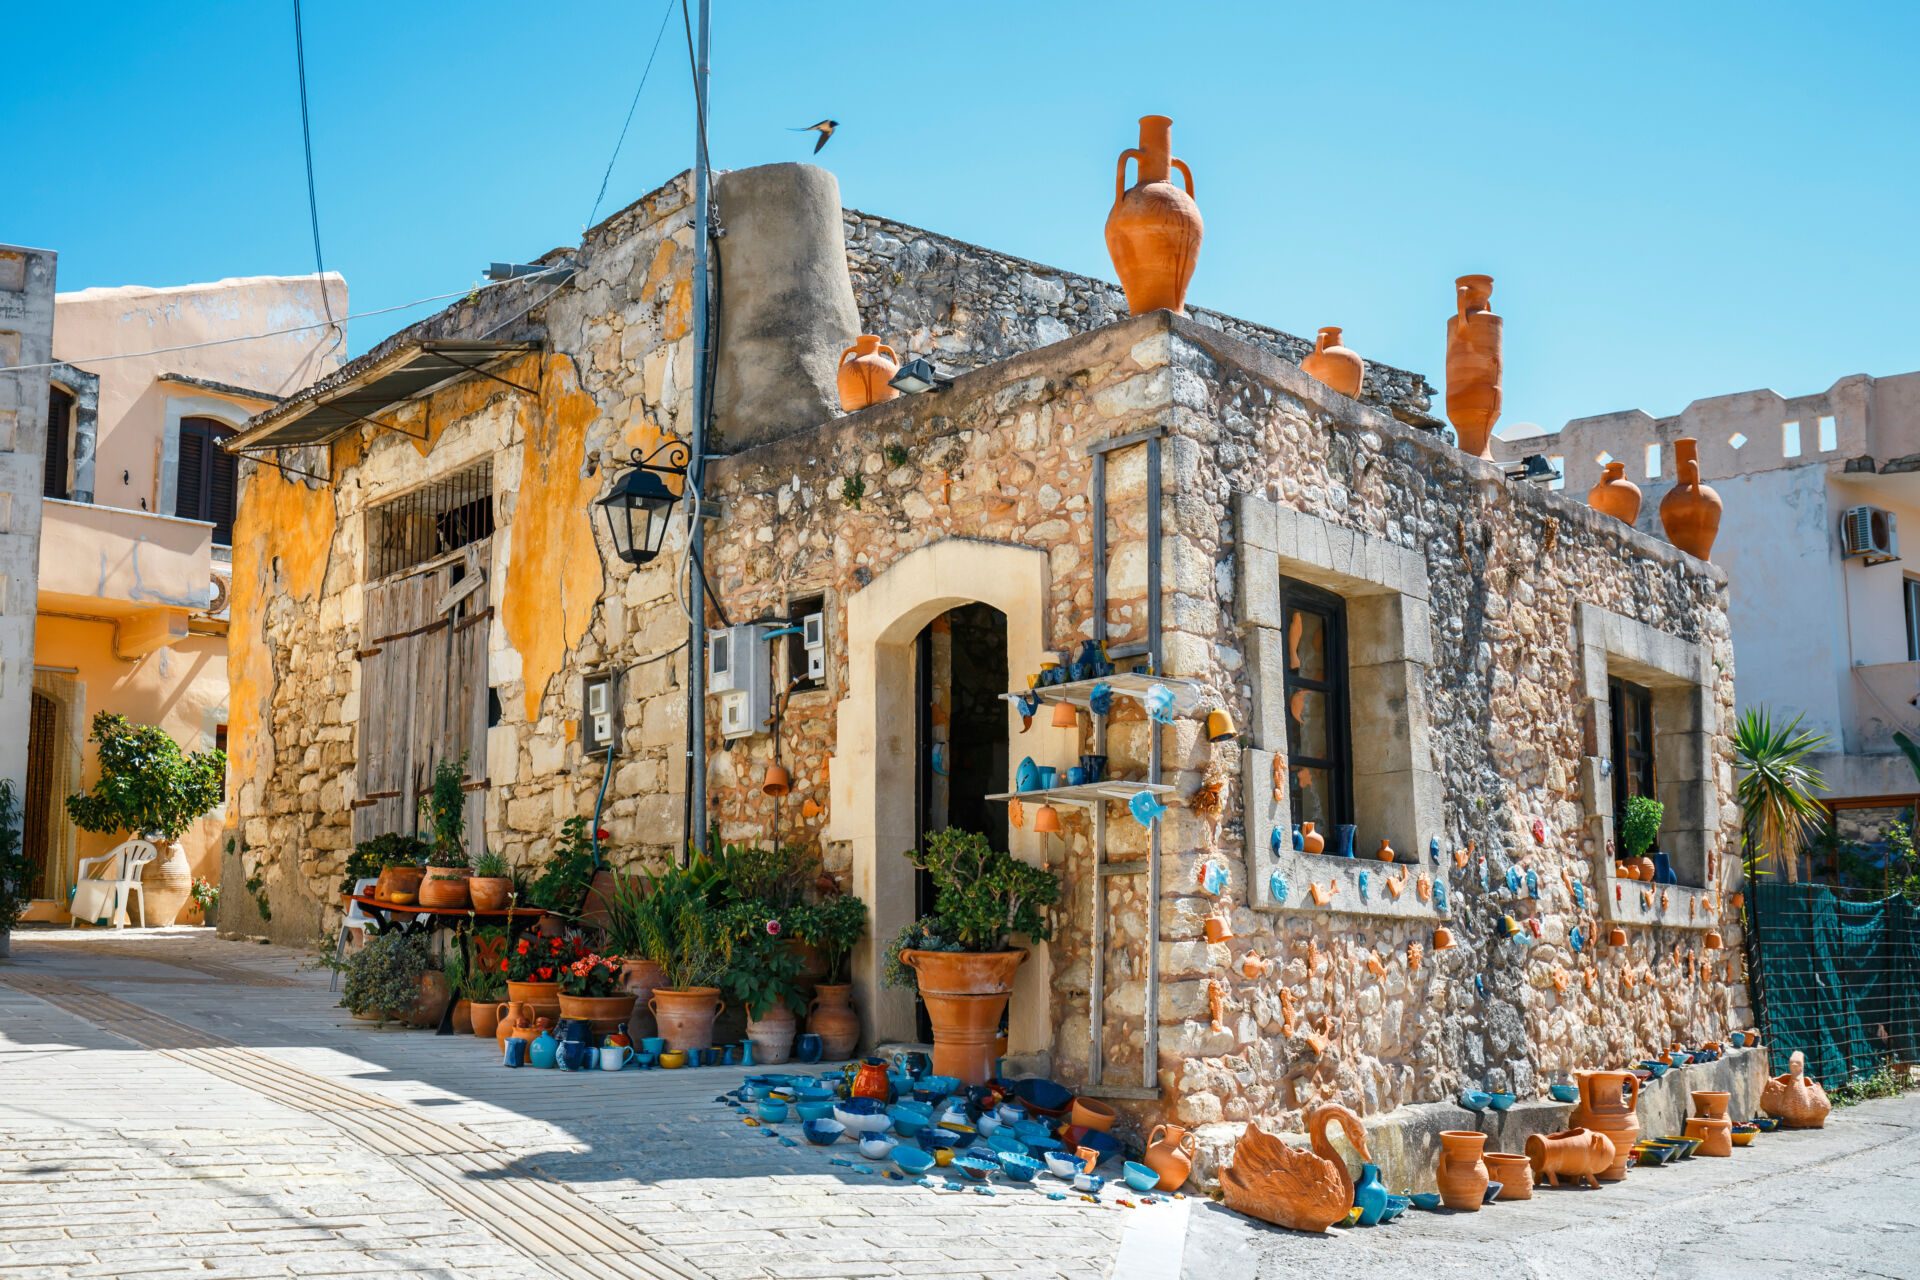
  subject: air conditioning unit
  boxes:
[1841,506,1900,565]
[802,611,825,681]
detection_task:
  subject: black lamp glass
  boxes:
[596,440,691,566]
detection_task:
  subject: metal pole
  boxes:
[685,0,712,858]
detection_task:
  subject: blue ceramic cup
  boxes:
[1066,766,1088,786]
[641,1036,666,1055]
[503,1037,527,1068]
[1036,766,1057,789]
[796,1033,824,1063]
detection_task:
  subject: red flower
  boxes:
[515,938,531,956]
[548,938,564,955]
[537,966,553,980]
[498,959,509,973]
[595,828,609,841]
[765,919,782,937]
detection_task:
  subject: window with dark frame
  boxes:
[44,385,72,501]
[364,460,495,580]
[1279,577,1353,833]
[1905,577,1920,662]
[175,416,238,544]
[1608,675,1656,819]
[786,593,825,693]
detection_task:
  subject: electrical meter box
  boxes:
[581,673,618,754]
[708,623,770,739]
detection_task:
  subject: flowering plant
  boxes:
[503,931,582,984]
[559,952,625,998]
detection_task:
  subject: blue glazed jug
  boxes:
[529,1026,559,1069]
[1352,1161,1389,1226]
[1652,851,1678,885]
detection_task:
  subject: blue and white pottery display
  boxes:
[1073,1171,1106,1194]
[999,1152,1043,1183]
[1144,683,1176,724]
[1200,860,1228,894]
[954,1154,998,1182]
[860,1135,898,1161]
[1043,1150,1082,1179]
[1333,824,1356,858]
[834,1099,891,1134]
[802,1118,845,1146]
[1129,790,1167,827]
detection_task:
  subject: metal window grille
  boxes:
[366,461,494,580]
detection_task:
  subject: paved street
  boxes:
[3,930,1917,1280]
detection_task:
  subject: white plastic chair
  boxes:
[332,877,379,990]
[68,839,158,928]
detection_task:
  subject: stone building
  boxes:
[226,159,1748,1168]
[1,244,58,814]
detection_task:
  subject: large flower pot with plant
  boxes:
[415,755,473,911]
[621,858,734,1051]
[341,930,430,1027]
[63,712,226,927]
[1620,794,1665,887]
[726,908,805,1065]
[886,829,1060,1086]
[469,850,512,912]
[793,892,868,1057]
[558,952,637,1038]
[504,931,573,1023]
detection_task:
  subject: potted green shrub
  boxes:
[885,828,1059,1084]
[64,712,226,926]
[1621,794,1666,882]
[601,869,668,1037]
[418,755,471,910]
[0,780,28,960]
[792,893,868,1058]
[469,849,512,912]
[345,832,430,903]
[340,929,439,1027]
[724,907,805,1064]
[527,816,597,920]
[626,863,731,1051]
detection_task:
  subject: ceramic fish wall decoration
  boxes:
[1088,682,1114,716]
[1130,790,1168,828]
[1268,871,1289,905]
[1198,860,1229,894]
[1417,874,1432,903]
[1357,871,1371,903]
[1429,837,1440,863]
[1145,683,1177,724]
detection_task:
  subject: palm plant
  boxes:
[1735,707,1829,885]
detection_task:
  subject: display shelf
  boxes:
[985,780,1177,810]
[999,673,1206,713]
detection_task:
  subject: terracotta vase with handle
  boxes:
[1660,437,1723,561]
[1104,115,1202,316]
[1435,1130,1490,1211]
[1299,326,1364,398]
[649,986,725,1052]
[1569,1069,1641,1181]
[505,980,560,1026]
[746,1001,798,1065]
[806,982,862,1060]
[1525,1126,1614,1188]
[1588,460,1642,525]
[836,335,900,412]
[1144,1123,1195,1191]
[1445,274,1502,458]
[619,958,667,1039]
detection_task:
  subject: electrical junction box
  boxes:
[581,673,618,754]
[709,623,771,739]
[802,611,826,681]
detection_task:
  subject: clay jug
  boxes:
[1445,274,1502,458]
[1435,1130,1490,1211]
[1300,326,1364,398]
[1569,1070,1640,1181]
[852,1058,892,1103]
[1483,1151,1533,1201]
[619,957,666,1039]
[1525,1126,1614,1189]
[647,986,725,1052]
[1588,460,1642,525]
[1301,822,1325,855]
[1144,1124,1195,1191]
[1659,437,1723,561]
[1375,838,1395,863]
[806,982,862,1061]
[836,335,900,413]
[1104,115,1202,316]
[1686,1089,1733,1157]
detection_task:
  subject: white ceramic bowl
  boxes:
[859,1135,898,1161]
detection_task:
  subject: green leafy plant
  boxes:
[64,712,225,842]
[723,909,804,1017]
[472,849,509,878]
[1620,794,1665,862]
[528,817,599,914]
[245,871,272,922]
[790,893,867,984]
[1739,709,1830,882]
[883,443,910,468]
[420,752,468,862]
[711,841,816,910]
[340,930,428,1021]
[1830,1064,1917,1107]
[885,917,964,989]
[622,862,731,990]
[190,876,220,913]
[840,474,865,509]
[1882,820,1920,903]
[0,780,31,939]
[342,833,430,895]
[884,829,1058,991]
[505,931,583,984]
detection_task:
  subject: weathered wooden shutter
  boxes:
[176,424,207,520]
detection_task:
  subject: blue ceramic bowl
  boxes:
[1122,1161,1159,1194]
[640,1037,666,1054]
[859,1135,898,1161]
[954,1155,998,1182]
[1458,1089,1493,1112]
[918,1128,973,1154]
[1075,1129,1123,1168]
[801,1118,845,1146]
[794,1100,836,1122]
[1549,1083,1580,1103]
[893,1146,936,1176]
[1043,1150,1082,1179]
[1381,1195,1411,1223]
[1072,1172,1105,1194]
[1009,1077,1074,1116]
[913,1076,961,1103]
[887,1103,931,1137]
[1409,1192,1442,1211]
[987,1131,1028,1156]
[756,1100,790,1124]
[998,1152,1043,1183]
[1488,1092,1516,1112]
[833,1099,891,1134]
[1639,1059,1670,1078]
[792,1082,837,1102]
[1013,1120,1054,1147]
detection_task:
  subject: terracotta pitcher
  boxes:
[1659,437,1723,561]
[836,335,900,413]
[1300,326,1364,398]
[1144,1123,1195,1191]
[1569,1069,1640,1181]
[494,1001,536,1053]
[1301,822,1325,855]
[1104,115,1202,316]
[806,983,862,1061]
[1435,1130,1490,1211]
[1445,274,1502,458]
[1588,460,1642,525]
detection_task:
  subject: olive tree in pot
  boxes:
[64,712,226,926]
[885,828,1060,1085]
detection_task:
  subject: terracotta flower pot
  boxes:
[469,876,511,912]
[620,958,667,1038]
[1525,1126,1614,1189]
[1569,1070,1640,1181]
[471,1000,501,1039]
[1435,1130,1490,1211]
[558,992,636,1040]
[1660,437,1723,561]
[1483,1151,1532,1200]
[746,1002,798,1065]
[836,335,900,412]
[418,867,471,911]
[373,865,424,903]
[1299,326,1364,398]
[451,999,473,1034]
[1104,115,1202,316]
[898,948,1027,1085]
[648,986,725,1052]
[1445,274,1502,458]
[401,972,452,1030]
[505,979,561,1026]
[1144,1123,1195,1191]
[806,982,862,1060]
[1588,460,1642,525]
[140,839,193,927]
[1070,1096,1118,1133]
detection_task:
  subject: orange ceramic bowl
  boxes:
[1070,1097,1118,1133]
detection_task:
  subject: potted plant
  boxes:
[1621,794,1666,883]
[346,832,430,903]
[63,712,226,926]
[469,850,512,912]
[558,950,637,1037]
[340,928,438,1027]
[418,755,471,910]
[528,816,597,922]
[885,828,1059,1085]
[0,781,28,960]
[725,907,805,1064]
[628,863,730,1051]
[190,876,220,928]
[504,930,575,1024]
[792,892,868,1059]
[442,935,474,1033]
[467,926,509,1037]
[601,869,668,1037]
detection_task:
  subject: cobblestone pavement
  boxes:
[0,931,1134,1280]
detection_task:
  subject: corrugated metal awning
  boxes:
[223,339,540,453]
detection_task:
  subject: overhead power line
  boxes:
[291,0,338,337]
[586,0,682,231]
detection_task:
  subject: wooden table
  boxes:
[345,895,546,1035]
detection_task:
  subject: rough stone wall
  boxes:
[843,210,1437,428]
[0,244,57,796]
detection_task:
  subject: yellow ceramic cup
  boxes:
[658,1050,687,1069]
[932,1148,953,1167]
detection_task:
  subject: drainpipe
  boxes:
[685,0,713,861]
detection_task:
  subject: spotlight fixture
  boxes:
[888,356,951,396]
[1503,453,1560,486]
[484,260,578,284]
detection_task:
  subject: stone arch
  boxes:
[829,537,1071,1050]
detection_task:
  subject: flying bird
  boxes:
[791,119,838,153]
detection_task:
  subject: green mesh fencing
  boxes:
[1751,881,1920,1087]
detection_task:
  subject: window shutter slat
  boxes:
[176,425,207,521]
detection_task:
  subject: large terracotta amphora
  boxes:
[1299,326,1364,399]
[1435,1130,1490,1211]
[1525,1126,1614,1188]
[648,986,725,1052]
[1144,1123,1195,1191]
[836,335,900,412]
[1659,437,1723,561]
[1686,1089,1733,1156]
[1104,115,1202,316]
[619,958,666,1039]
[1569,1069,1640,1181]
[1445,274,1502,458]
[806,982,862,1061]
[1588,460,1642,525]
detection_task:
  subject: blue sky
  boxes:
[7,1,1916,433]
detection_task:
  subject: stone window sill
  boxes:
[1597,869,1726,931]
[1255,847,1450,921]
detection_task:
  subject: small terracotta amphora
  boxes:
[1659,437,1723,561]
[1144,1123,1195,1191]
[1435,1130,1490,1211]
[1300,326,1364,399]
[1588,460,1642,525]
[836,335,900,413]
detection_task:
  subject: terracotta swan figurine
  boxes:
[1221,1102,1368,1233]
[1760,1050,1832,1129]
